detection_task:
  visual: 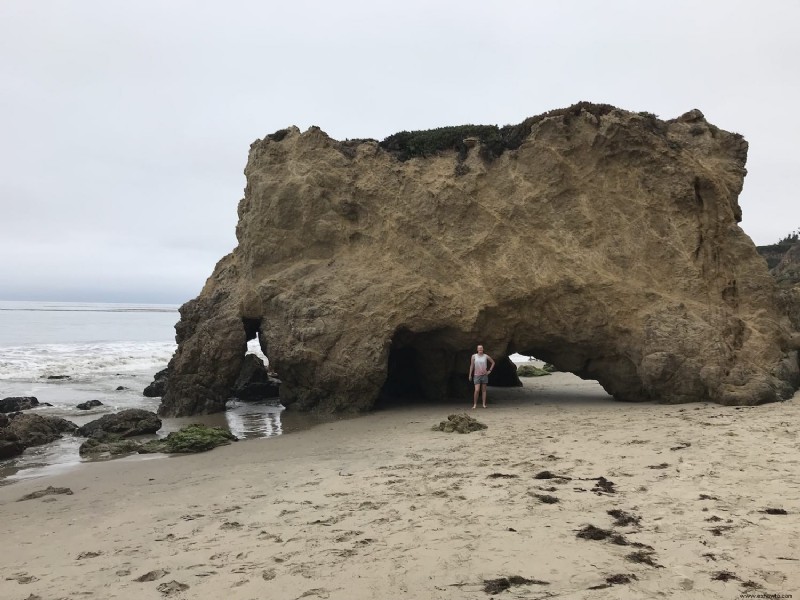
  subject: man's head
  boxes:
[477,345,484,354]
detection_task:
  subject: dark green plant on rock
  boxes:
[379,101,618,162]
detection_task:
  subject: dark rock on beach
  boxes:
[79,433,145,457]
[145,424,237,453]
[76,400,104,411]
[0,396,40,413]
[5,413,78,448]
[77,409,161,438]
[79,424,237,457]
[232,354,281,400]
[0,430,25,459]
[143,368,170,397]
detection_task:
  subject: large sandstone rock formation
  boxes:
[158,103,800,416]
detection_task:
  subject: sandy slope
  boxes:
[1,373,798,599]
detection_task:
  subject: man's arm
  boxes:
[468,355,474,380]
[488,355,495,373]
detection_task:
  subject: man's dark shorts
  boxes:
[473,374,488,385]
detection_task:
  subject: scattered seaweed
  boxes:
[607,509,641,527]
[711,571,739,582]
[532,494,559,504]
[593,477,616,494]
[576,525,628,545]
[646,463,669,469]
[740,580,762,590]
[626,550,663,568]
[588,573,638,589]
[670,442,692,451]
[482,575,549,594]
[533,470,555,479]
[761,508,788,515]
[698,494,719,500]
[487,473,518,479]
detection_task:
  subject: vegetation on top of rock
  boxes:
[757,228,800,269]
[267,128,291,142]
[517,364,551,377]
[379,101,618,162]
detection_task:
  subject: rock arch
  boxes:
[157,104,799,417]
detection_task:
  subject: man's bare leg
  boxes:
[473,384,480,409]
[482,384,488,407]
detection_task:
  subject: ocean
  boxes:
[0,300,294,483]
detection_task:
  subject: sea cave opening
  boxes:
[377,326,618,408]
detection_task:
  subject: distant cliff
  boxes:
[157,103,799,416]
[758,234,800,288]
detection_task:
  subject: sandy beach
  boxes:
[1,373,799,599]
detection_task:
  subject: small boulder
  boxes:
[76,400,104,411]
[0,396,40,413]
[141,424,237,454]
[432,413,488,434]
[79,434,143,457]
[517,365,551,377]
[6,413,78,448]
[232,354,280,400]
[143,368,169,397]
[77,409,161,438]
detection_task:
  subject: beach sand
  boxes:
[1,373,798,599]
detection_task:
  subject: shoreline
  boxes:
[1,374,798,599]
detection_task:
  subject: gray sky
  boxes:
[1,1,799,303]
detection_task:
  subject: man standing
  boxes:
[468,344,495,409]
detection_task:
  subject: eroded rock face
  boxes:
[5,413,77,449]
[143,368,170,398]
[158,104,800,416]
[773,241,800,288]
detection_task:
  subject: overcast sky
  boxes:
[1,1,798,303]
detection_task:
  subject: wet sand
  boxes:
[1,373,798,599]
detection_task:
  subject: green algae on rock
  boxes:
[147,424,238,453]
[433,413,487,434]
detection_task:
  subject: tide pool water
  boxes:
[0,300,289,483]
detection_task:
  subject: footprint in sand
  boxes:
[134,569,170,582]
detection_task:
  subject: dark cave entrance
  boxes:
[235,317,279,401]
[378,327,523,407]
[377,324,627,408]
